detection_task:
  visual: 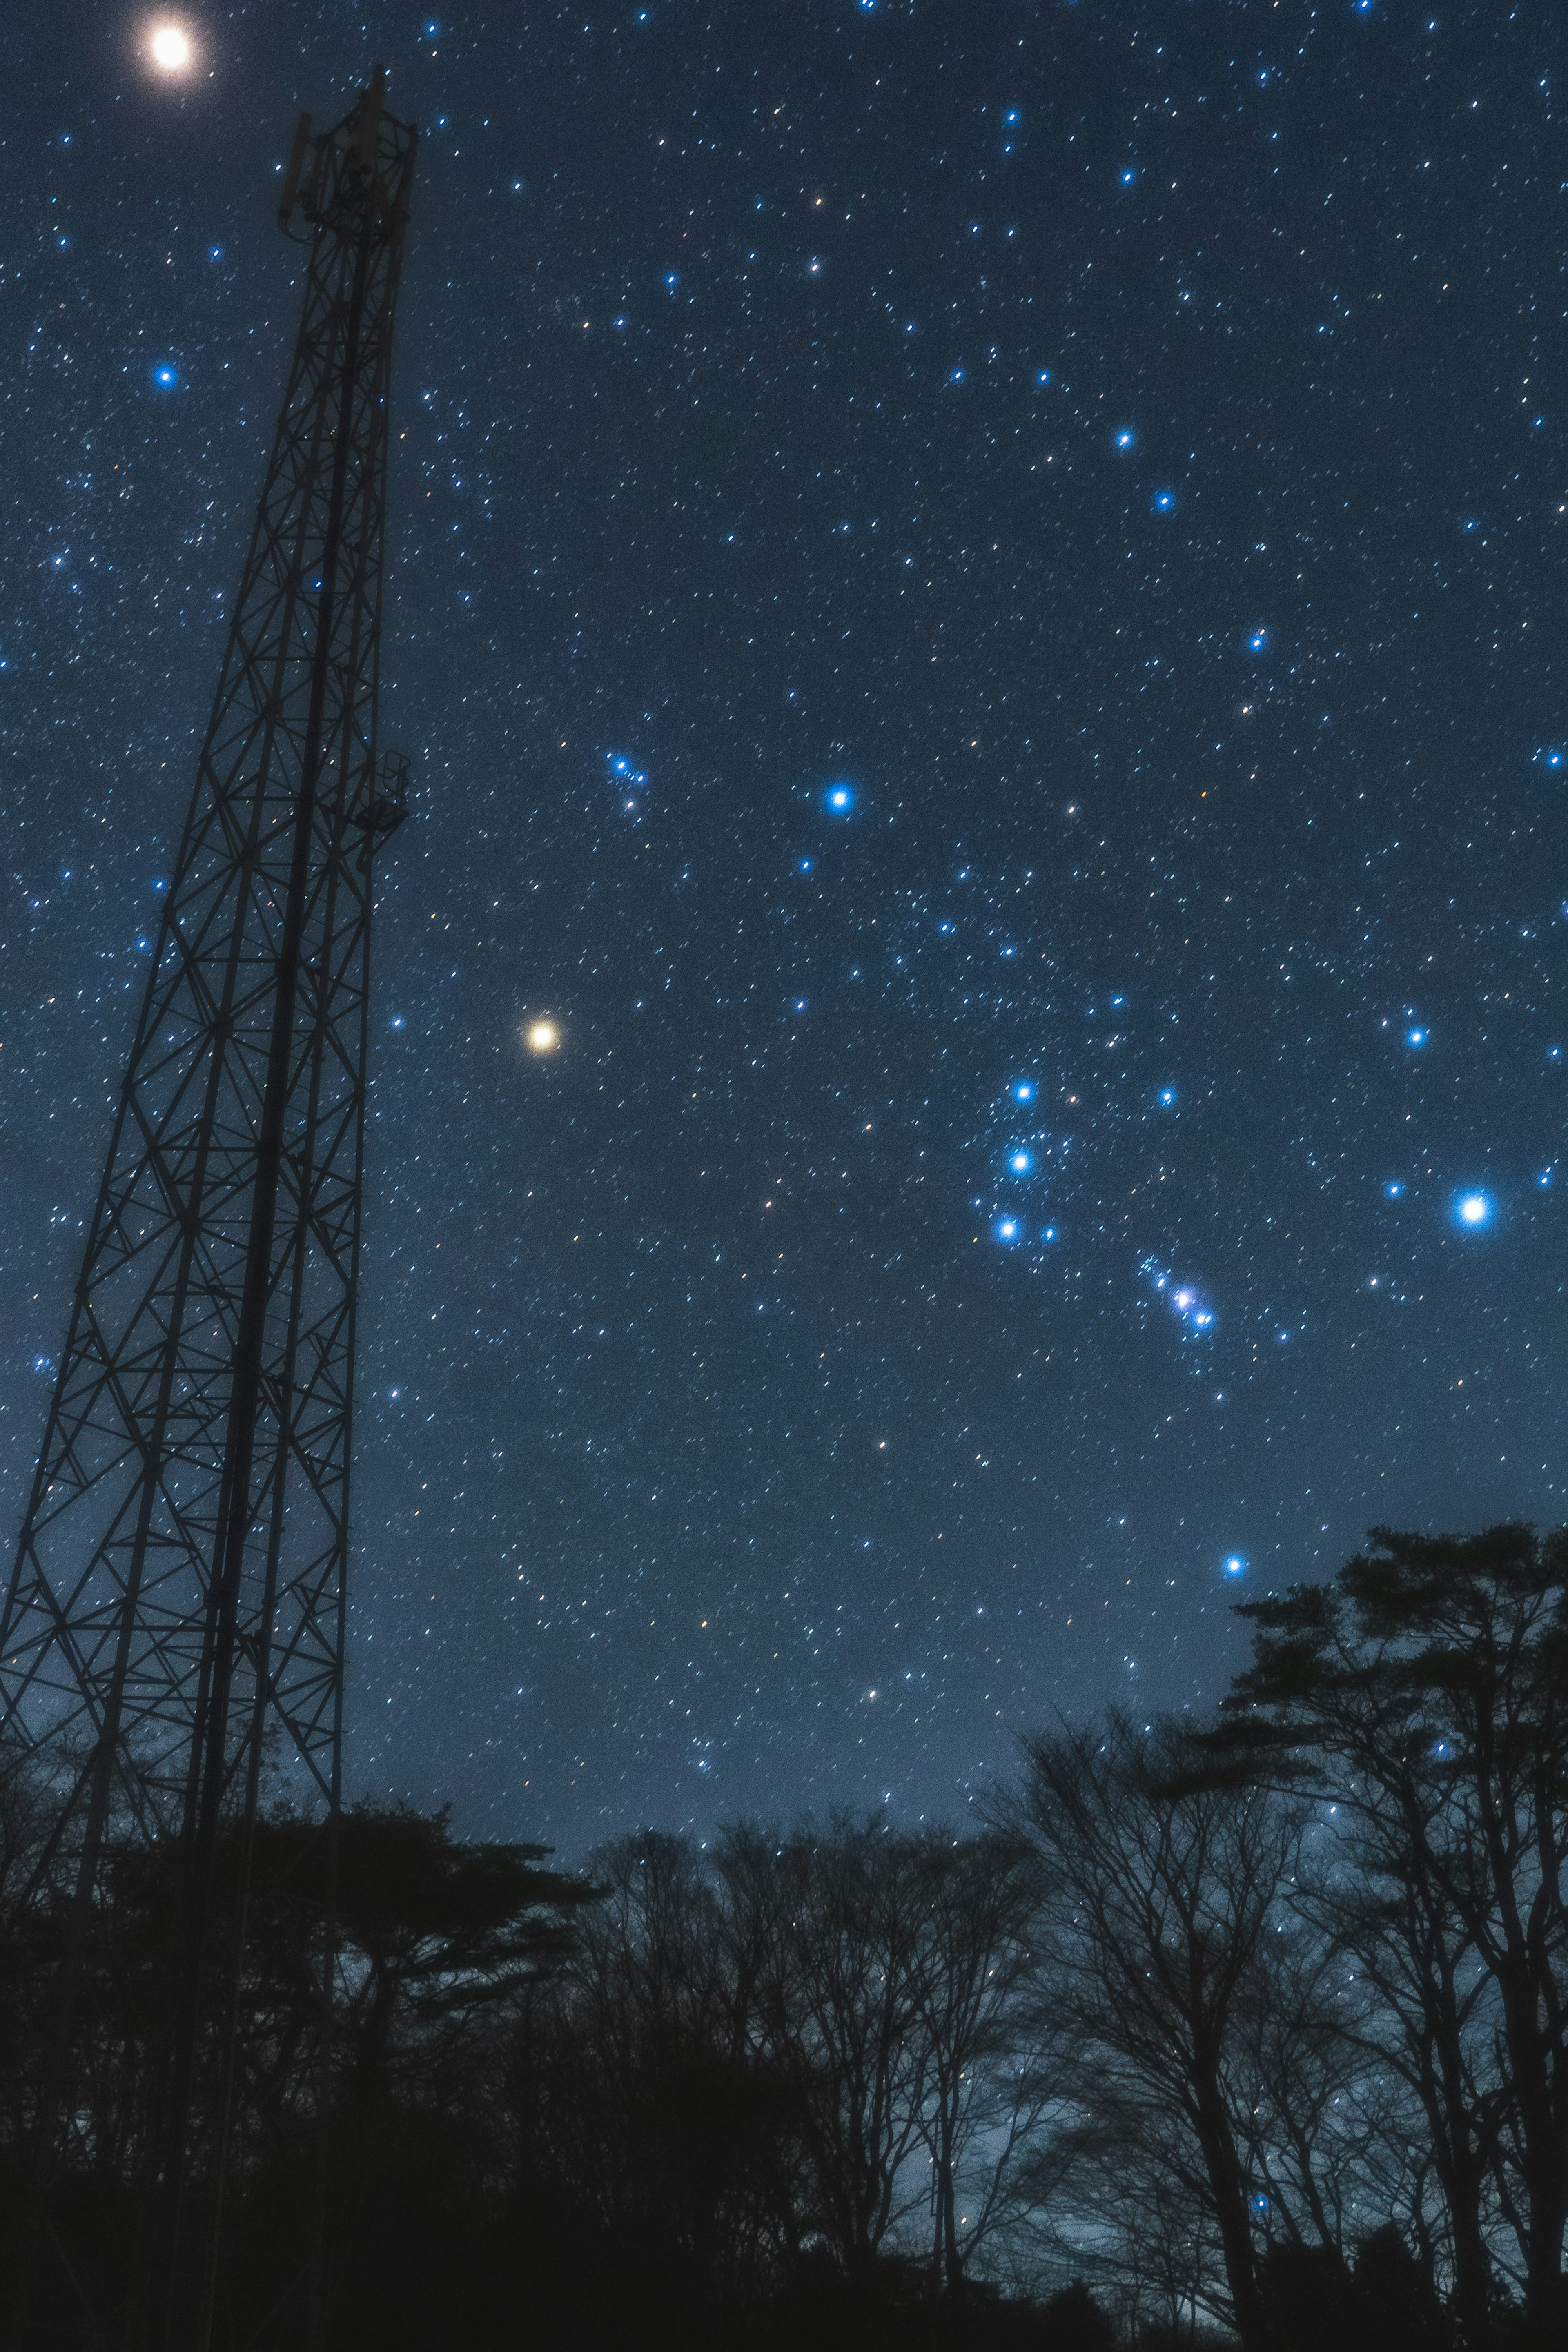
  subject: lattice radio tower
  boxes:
[0,67,416,2345]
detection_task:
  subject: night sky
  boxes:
[5,2,1567,1853]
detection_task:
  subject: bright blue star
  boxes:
[1407,1027,1426,1047]
[1012,1081,1035,1102]
[1042,1225,1057,1241]
[1037,369,1052,384]
[1009,1151,1032,1174]
[1248,630,1267,651]
[798,857,813,873]
[1539,1169,1554,1187]
[825,784,854,813]
[1121,168,1137,185]
[153,363,178,388]
[1386,1181,1404,1198]
[1225,1555,1247,1577]
[1456,1192,1492,1228]
[1115,428,1136,449]
[1153,489,1176,513]
[995,1218,1021,1244]
[1159,1088,1176,1107]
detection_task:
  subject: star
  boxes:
[148,23,193,74]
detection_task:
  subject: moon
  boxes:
[148,22,193,73]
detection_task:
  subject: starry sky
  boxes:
[4,2,1567,1853]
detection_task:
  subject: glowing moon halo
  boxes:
[524,1018,560,1055]
[148,22,193,74]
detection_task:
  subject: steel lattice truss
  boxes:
[0,82,417,1894]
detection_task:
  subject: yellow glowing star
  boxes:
[148,22,193,73]
[525,1019,560,1055]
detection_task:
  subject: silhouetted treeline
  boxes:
[0,1525,1565,2350]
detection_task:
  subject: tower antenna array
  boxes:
[0,67,416,2346]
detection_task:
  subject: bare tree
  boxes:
[1022,2090,1227,2343]
[1011,1712,1303,2352]
[725,1815,930,2276]
[904,1826,1040,2287]
[1223,1524,1568,2341]
[522,1828,804,2298]
[1230,1900,1399,2256]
